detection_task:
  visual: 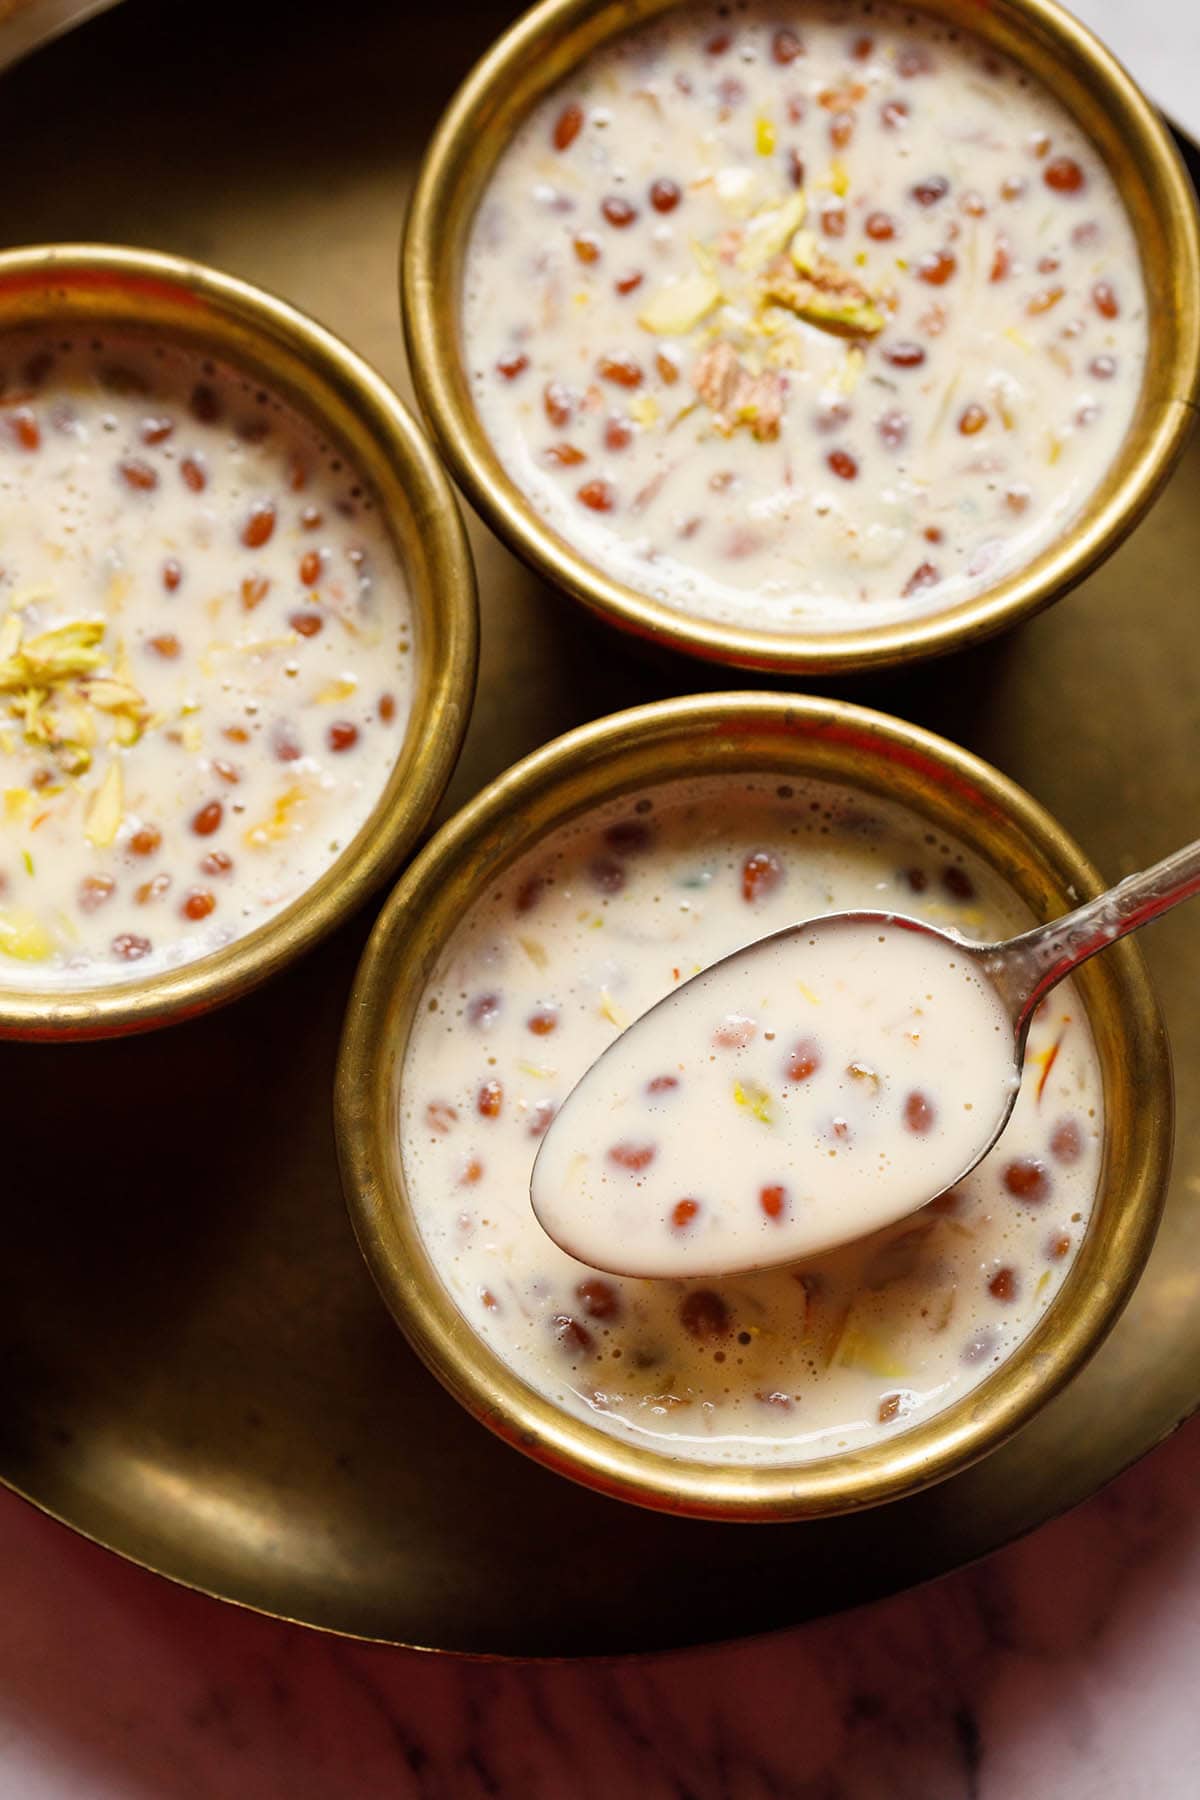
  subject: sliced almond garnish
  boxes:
[790,229,819,276]
[80,678,146,712]
[315,676,358,705]
[637,269,723,335]
[736,190,808,271]
[244,784,307,849]
[19,620,106,682]
[0,905,54,963]
[599,986,630,1029]
[84,758,124,847]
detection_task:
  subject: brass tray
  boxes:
[0,0,1196,1657]
[0,0,119,70]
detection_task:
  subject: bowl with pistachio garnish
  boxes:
[405,0,1200,673]
[0,244,477,1038]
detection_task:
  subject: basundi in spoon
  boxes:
[531,914,1017,1277]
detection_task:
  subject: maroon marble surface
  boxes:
[2,1415,1198,1797]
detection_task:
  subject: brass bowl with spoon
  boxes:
[337,692,1172,1521]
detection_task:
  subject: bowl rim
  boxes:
[0,241,479,1041]
[335,691,1173,1521]
[402,0,1200,675]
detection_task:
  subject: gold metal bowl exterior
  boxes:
[0,243,478,1041]
[336,692,1172,1522]
[403,0,1200,676]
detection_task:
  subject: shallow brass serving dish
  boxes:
[404,0,1200,675]
[0,0,121,71]
[1,0,1199,1655]
[336,693,1171,1520]
[0,243,478,1039]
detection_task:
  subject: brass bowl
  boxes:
[0,243,478,1041]
[403,0,1200,676]
[336,693,1172,1521]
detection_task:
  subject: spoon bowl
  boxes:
[533,836,1200,1278]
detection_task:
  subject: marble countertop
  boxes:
[1070,0,1200,142]
[2,1,1198,1794]
[3,1417,1199,1798]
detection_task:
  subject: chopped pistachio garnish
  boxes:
[112,714,143,749]
[732,1078,773,1124]
[0,608,154,785]
[56,742,93,776]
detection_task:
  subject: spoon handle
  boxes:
[982,837,1200,1027]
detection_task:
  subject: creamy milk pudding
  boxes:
[532,915,1017,1277]
[0,333,413,986]
[401,776,1102,1465]
[464,1,1146,632]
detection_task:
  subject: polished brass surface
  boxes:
[0,0,1197,1653]
[0,244,478,1038]
[404,0,1200,676]
[337,694,1170,1521]
[0,0,120,72]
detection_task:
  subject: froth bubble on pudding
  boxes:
[0,332,414,988]
[400,775,1103,1466]
[464,0,1147,633]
